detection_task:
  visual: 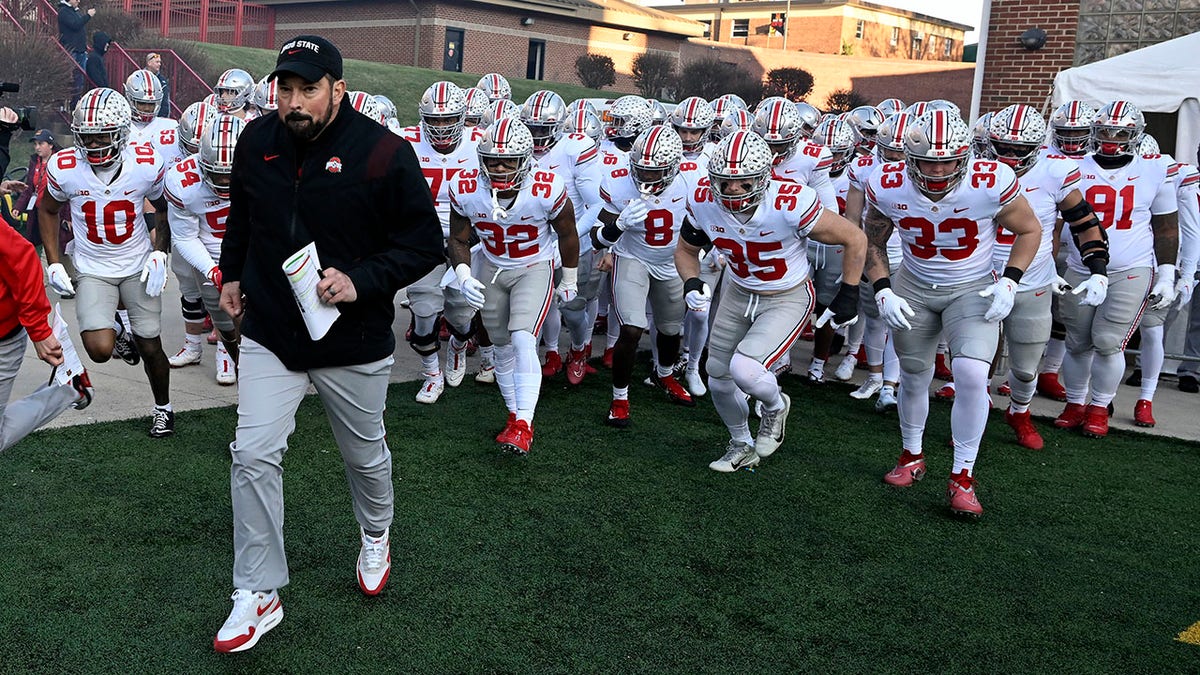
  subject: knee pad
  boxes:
[706,355,730,380]
[408,329,439,356]
[1050,319,1066,341]
[180,296,206,323]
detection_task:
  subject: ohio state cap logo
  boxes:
[326,156,342,173]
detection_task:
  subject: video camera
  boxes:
[0,82,37,132]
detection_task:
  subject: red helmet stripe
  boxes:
[728,131,744,169]
[495,117,510,152]
[685,97,699,124]
[769,101,782,135]
[642,126,661,163]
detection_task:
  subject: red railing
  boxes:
[108,46,215,118]
[122,0,274,50]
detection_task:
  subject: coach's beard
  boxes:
[285,107,330,141]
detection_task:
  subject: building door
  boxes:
[526,39,545,80]
[443,29,464,72]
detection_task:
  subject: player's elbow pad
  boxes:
[594,222,622,248]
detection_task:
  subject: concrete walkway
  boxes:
[15,278,1200,443]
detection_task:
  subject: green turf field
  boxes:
[1,367,1198,672]
[197,43,623,127]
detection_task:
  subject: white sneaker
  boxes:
[709,439,760,472]
[168,343,202,368]
[415,373,444,404]
[684,368,707,397]
[215,345,237,386]
[805,364,825,384]
[834,354,858,381]
[755,393,791,458]
[357,527,391,596]
[445,343,467,387]
[875,385,898,412]
[850,377,882,400]
[475,363,495,384]
[213,589,283,653]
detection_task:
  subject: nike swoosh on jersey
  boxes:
[1127,176,1139,181]
[1127,274,1139,280]
[1035,290,1046,296]
[264,154,280,161]
[953,207,969,213]
[521,215,535,221]
[124,189,137,195]
[672,197,683,202]
[458,158,469,163]
[1024,187,1039,192]
[758,230,772,236]
[549,164,561,169]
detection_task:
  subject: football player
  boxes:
[669,96,715,162]
[477,73,512,102]
[864,110,1042,518]
[38,88,176,437]
[676,131,866,472]
[214,68,258,120]
[1054,101,1178,438]
[708,94,747,144]
[446,119,580,455]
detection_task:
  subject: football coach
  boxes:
[214,34,443,652]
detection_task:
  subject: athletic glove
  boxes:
[1149,264,1177,310]
[684,277,712,312]
[814,283,859,330]
[47,263,75,296]
[454,263,486,310]
[1051,275,1072,295]
[206,266,223,291]
[557,267,578,304]
[980,277,1018,322]
[615,199,650,231]
[1175,276,1195,309]
[141,251,169,297]
[1071,274,1108,307]
[874,287,915,331]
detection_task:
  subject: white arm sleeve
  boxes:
[168,205,217,274]
[1177,179,1200,276]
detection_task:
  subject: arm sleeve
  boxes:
[1177,169,1200,276]
[0,223,53,341]
[808,149,838,211]
[166,189,217,274]
[1151,170,1179,215]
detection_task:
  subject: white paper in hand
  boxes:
[51,304,85,386]
[282,242,341,340]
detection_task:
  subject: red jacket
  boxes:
[0,222,52,342]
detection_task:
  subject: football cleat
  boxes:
[1133,399,1156,427]
[149,408,174,438]
[1054,402,1087,429]
[875,385,898,412]
[850,378,882,400]
[1124,368,1142,387]
[215,345,237,386]
[1081,404,1109,438]
[70,371,94,410]
[708,439,760,473]
[834,354,858,381]
[113,330,140,366]
[1037,372,1067,401]
[684,369,707,397]
[934,382,956,401]
[541,350,563,377]
[1179,374,1199,393]
[500,419,533,455]
[566,347,588,385]
[1005,409,1044,450]
[168,343,202,368]
[883,450,926,487]
[805,364,825,384]
[475,362,496,384]
[357,528,391,596]
[606,398,630,428]
[495,412,517,443]
[947,470,983,518]
[601,347,614,369]
[997,380,1011,396]
[445,343,468,387]
[934,353,952,381]
[653,373,695,406]
[754,393,791,458]
[415,373,444,404]
[213,589,283,653]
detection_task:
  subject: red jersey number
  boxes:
[774,182,805,211]
[205,205,230,239]
[476,221,540,259]
[421,167,461,206]
[160,129,176,146]
[81,199,138,245]
[898,216,980,261]
[177,157,202,188]
[880,164,904,189]
[1086,184,1135,230]
[712,237,786,282]
[644,209,673,246]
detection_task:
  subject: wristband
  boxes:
[684,277,706,295]
[872,277,892,294]
[561,266,578,286]
[1002,266,1024,284]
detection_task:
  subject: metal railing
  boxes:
[121,0,274,50]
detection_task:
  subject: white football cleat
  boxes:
[709,439,759,472]
[357,527,391,596]
[684,368,707,397]
[850,378,882,400]
[755,393,791,458]
[834,354,858,381]
[213,589,283,653]
[444,343,467,387]
[215,344,237,386]
[168,343,202,368]
[875,384,898,412]
[415,373,444,404]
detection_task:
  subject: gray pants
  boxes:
[0,330,77,452]
[1179,288,1200,377]
[230,337,395,590]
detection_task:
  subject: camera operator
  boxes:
[0,107,16,180]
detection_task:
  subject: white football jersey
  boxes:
[1176,163,1200,277]
[867,158,1019,285]
[46,144,166,277]
[129,117,183,165]
[601,168,691,280]
[847,154,903,267]
[682,141,715,162]
[772,139,837,210]
[163,153,228,272]
[1068,153,1177,274]
[449,168,568,269]
[994,154,1081,290]
[532,132,601,251]
[686,179,821,292]
[403,125,485,237]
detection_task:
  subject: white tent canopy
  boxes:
[1052,32,1200,165]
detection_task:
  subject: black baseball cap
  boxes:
[30,129,54,143]
[269,35,343,83]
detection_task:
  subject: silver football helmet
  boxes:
[812,118,856,175]
[708,130,774,214]
[372,94,397,124]
[904,110,973,197]
[604,95,654,143]
[876,98,905,116]
[477,73,512,102]
[520,90,568,156]
[987,104,1046,174]
[462,87,490,127]
[564,107,603,142]
[178,101,217,156]
[845,105,884,151]
[971,111,995,157]
[716,108,755,142]
[669,96,716,154]
[198,114,246,199]
[926,99,960,115]
[124,69,164,123]
[1139,133,1160,156]
[629,125,683,196]
[478,118,534,191]
[419,81,468,150]
[565,98,597,117]
[875,112,913,163]
[752,98,804,164]
[348,91,387,126]
[1049,100,1097,157]
[646,99,669,126]
[215,68,255,113]
[481,99,520,128]
[252,76,278,112]
[1091,100,1145,159]
[793,102,822,139]
[904,101,930,117]
[72,88,132,168]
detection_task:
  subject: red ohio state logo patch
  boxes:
[326,157,342,173]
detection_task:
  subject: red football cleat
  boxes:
[934,382,956,401]
[541,351,563,377]
[653,373,695,407]
[1081,404,1109,438]
[501,419,533,455]
[934,352,953,381]
[1054,402,1086,429]
[1005,409,1044,450]
[495,412,517,444]
[1037,372,1067,401]
[1133,399,1156,427]
[883,450,926,487]
[566,347,588,385]
[997,380,1011,396]
[947,470,983,518]
[606,398,630,428]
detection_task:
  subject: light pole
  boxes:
[783,0,791,50]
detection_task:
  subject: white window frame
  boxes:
[731,18,749,38]
[855,20,864,40]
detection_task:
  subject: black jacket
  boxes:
[221,96,443,371]
[85,31,110,89]
[57,1,90,53]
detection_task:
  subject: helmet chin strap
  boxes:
[491,188,509,221]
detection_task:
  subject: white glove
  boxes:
[1071,274,1108,306]
[685,281,712,312]
[557,267,578,304]
[979,277,1018,323]
[615,199,650,231]
[454,263,486,310]
[47,263,75,296]
[1175,276,1195,309]
[1149,264,1177,310]
[140,251,169,297]
[1051,275,1072,296]
[874,287,915,330]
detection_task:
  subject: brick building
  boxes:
[660,0,970,61]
